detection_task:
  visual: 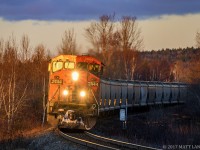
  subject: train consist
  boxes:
[99,80,187,112]
[47,55,188,130]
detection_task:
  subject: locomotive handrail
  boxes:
[89,88,99,116]
[48,85,60,102]
[101,78,188,85]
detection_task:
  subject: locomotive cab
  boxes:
[47,55,102,130]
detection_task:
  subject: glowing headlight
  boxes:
[63,90,69,96]
[72,71,79,81]
[80,91,86,97]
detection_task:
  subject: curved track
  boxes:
[58,129,158,150]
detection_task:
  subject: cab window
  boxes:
[52,61,63,72]
[88,64,100,75]
[65,61,75,69]
[77,62,100,75]
[77,62,88,70]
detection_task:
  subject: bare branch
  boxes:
[21,34,30,61]
[58,29,77,55]
[14,85,27,113]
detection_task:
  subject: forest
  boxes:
[0,15,200,141]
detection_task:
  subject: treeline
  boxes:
[142,47,200,62]
[0,35,49,139]
[92,47,200,83]
[137,47,200,83]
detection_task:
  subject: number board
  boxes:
[88,81,98,86]
[51,79,63,84]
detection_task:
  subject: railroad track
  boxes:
[58,129,158,150]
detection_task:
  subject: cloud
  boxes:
[0,13,200,55]
[0,18,92,54]
[1,0,200,21]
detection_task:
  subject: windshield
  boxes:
[77,62,87,70]
[52,61,63,72]
[65,61,75,69]
[77,62,100,75]
[52,61,75,72]
[88,64,100,74]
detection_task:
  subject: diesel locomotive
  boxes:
[47,55,102,130]
[47,55,188,130]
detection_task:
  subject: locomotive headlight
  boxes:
[72,71,79,81]
[80,91,86,97]
[63,90,69,96]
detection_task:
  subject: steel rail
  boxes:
[85,131,159,150]
[58,129,159,150]
[58,130,119,150]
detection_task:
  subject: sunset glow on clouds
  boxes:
[0,0,200,54]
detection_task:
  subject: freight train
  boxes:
[47,55,188,130]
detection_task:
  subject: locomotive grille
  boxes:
[72,90,77,102]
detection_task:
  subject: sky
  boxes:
[1,0,200,54]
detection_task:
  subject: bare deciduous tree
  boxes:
[85,15,143,80]
[0,75,3,110]
[119,16,143,51]
[58,29,77,55]
[21,34,30,61]
[3,69,27,137]
[85,14,115,54]
[121,50,138,80]
[1,37,28,138]
[31,44,49,127]
[118,16,143,80]
[0,34,49,139]
[32,44,46,63]
[85,14,116,78]
[3,35,18,64]
[0,39,4,63]
[42,77,46,127]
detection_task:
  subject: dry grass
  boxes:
[0,123,52,150]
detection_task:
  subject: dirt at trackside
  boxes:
[0,128,89,150]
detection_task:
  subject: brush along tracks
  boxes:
[58,129,158,150]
